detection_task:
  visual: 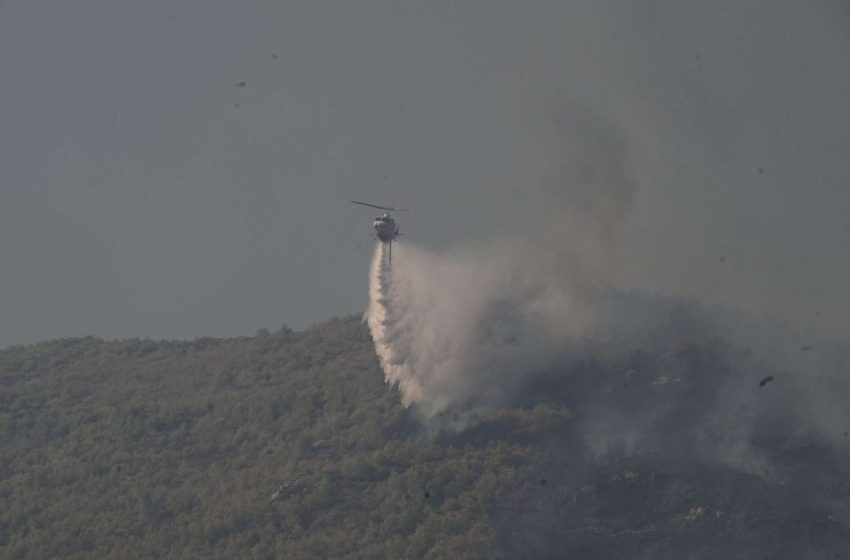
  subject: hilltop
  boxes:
[2,314,850,559]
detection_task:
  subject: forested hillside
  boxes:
[2,315,850,559]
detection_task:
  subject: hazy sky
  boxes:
[2,0,849,347]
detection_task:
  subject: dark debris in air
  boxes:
[801,345,813,352]
[236,81,247,88]
[759,375,774,388]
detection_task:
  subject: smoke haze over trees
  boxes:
[3,315,850,558]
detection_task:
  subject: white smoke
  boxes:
[366,236,602,418]
[364,108,638,418]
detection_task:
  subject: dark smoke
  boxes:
[363,101,850,486]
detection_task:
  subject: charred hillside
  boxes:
[2,313,850,559]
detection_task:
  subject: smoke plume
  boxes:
[363,104,850,466]
[366,239,570,417]
[365,108,639,418]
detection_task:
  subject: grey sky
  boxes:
[2,0,849,346]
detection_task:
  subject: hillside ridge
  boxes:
[2,314,849,559]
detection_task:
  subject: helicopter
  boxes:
[349,200,409,262]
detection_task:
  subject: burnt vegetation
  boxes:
[2,315,850,559]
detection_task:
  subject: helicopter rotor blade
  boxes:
[349,200,410,212]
